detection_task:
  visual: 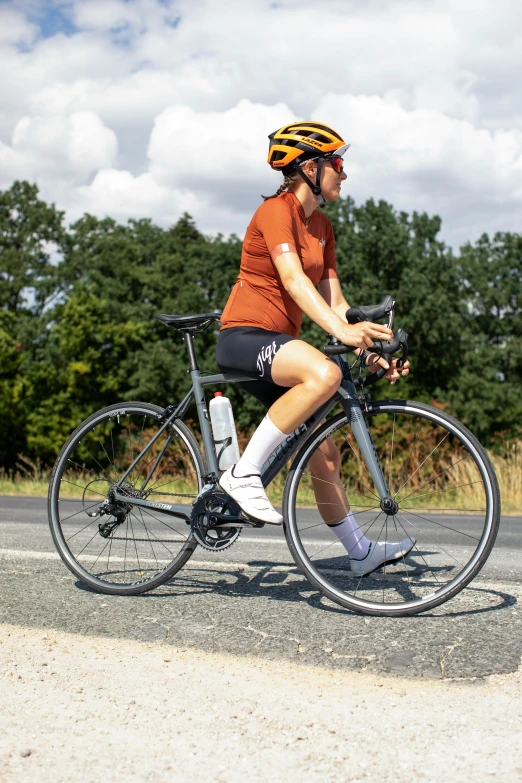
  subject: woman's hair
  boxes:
[262,169,301,201]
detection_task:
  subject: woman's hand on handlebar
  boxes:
[336,320,393,350]
[367,356,411,385]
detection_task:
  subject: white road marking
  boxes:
[0,547,297,572]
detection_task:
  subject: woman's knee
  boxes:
[272,341,341,392]
[307,361,342,398]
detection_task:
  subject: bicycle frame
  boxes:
[112,331,391,518]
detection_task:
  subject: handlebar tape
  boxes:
[346,294,395,325]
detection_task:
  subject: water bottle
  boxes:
[209,392,241,470]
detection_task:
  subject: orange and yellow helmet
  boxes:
[267,121,350,171]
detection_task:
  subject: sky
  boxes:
[1,0,522,248]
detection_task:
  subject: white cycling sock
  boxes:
[234,414,287,477]
[329,511,371,559]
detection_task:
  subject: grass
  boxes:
[1,443,521,514]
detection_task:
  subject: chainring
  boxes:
[191,488,243,552]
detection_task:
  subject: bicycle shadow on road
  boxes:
[104,557,518,619]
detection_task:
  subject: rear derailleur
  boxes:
[86,487,131,538]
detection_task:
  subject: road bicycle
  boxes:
[48,297,500,616]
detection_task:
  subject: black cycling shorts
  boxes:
[216,327,296,408]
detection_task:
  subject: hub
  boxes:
[380,496,399,516]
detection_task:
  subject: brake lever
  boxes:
[395,330,409,367]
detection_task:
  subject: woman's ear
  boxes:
[302,159,317,176]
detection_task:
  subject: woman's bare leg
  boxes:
[308,436,372,558]
[308,436,349,525]
[269,341,342,433]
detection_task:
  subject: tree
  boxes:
[448,232,522,442]
[1,182,520,471]
[0,180,65,314]
[0,182,65,470]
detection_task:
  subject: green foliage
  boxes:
[447,232,522,442]
[0,180,520,471]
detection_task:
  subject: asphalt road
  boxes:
[1,496,521,680]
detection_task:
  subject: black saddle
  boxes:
[156,312,221,332]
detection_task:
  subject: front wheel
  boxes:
[48,401,206,595]
[283,400,500,616]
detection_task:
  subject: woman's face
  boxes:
[321,158,348,201]
[303,158,347,201]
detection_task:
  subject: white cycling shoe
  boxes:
[349,537,416,577]
[219,465,284,526]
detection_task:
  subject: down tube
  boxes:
[260,398,338,488]
[337,379,390,500]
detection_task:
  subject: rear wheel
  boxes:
[48,402,205,595]
[283,400,500,616]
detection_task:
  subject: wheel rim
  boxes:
[286,403,498,613]
[50,406,203,589]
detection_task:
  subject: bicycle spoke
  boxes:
[76,443,113,484]
[65,461,108,482]
[303,468,378,503]
[400,479,484,504]
[132,511,166,565]
[59,500,104,524]
[106,536,113,576]
[94,426,117,477]
[65,516,101,543]
[399,512,464,568]
[75,527,105,560]
[138,508,160,569]
[394,431,450,496]
[138,506,189,541]
[131,509,178,557]
[353,513,386,596]
[398,454,470,504]
[310,510,382,561]
[399,509,481,541]
[394,513,441,587]
[128,514,142,575]
[391,417,424,497]
[60,479,108,497]
[298,510,382,534]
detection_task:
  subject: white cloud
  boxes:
[1,0,522,247]
[315,93,522,245]
[0,111,117,185]
[148,100,294,192]
[0,6,37,45]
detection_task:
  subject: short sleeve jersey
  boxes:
[220,191,337,338]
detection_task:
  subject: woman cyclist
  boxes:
[216,121,413,576]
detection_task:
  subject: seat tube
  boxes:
[183,332,219,477]
[339,375,390,500]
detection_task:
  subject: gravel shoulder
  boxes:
[1,624,521,783]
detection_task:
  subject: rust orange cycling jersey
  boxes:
[220,191,337,338]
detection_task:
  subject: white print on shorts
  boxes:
[257,340,278,378]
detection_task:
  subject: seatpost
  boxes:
[183,331,199,372]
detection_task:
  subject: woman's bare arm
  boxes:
[317,275,350,322]
[272,251,392,350]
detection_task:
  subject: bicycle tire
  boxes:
[48,401,205,595]
[283,400,500,616]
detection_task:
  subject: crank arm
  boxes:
[213,520,265,529]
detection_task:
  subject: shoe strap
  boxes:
[231,465,262,480]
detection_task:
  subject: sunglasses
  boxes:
[328,155,345,174]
